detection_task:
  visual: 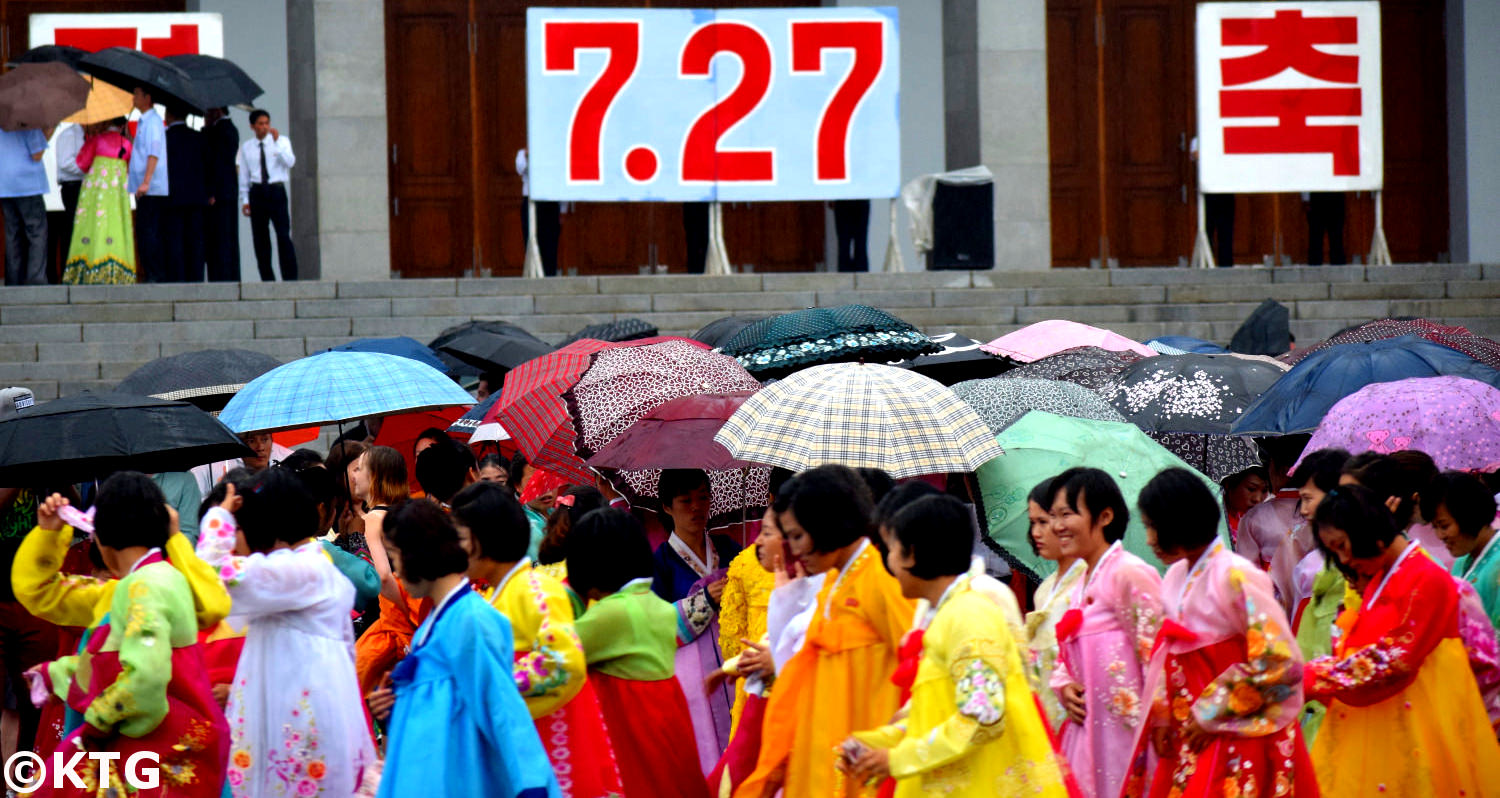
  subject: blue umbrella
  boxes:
[448,392,499,437]
[219,351,475,433]
[1231,335,1500,436]
[1146,336,1229,355]
[324,336,448,373]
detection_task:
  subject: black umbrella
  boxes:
[114,348,284,412]
[561,318,658,346]
[893,332,1011,385]
[163,54,262,110]
[995,346,1147,393]
[80,47,204,114]
[1229,299,1291,356]
[692,315,766,349]
[720,305,940,378]
[12,45,87,68]
[1100,353,1286,435]
[1148,432,1264,483]
[0,391,251,485]
[0,62,89,131]
[434,321,553,375]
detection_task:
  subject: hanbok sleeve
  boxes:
[323,541,381,611]
[1192,566,1304,736]
[1304,560,1457,707]
[11,524,112,627]
[1112,559,1165,665]
[858,558,917,650]
[674,581,717,645]
[513,573,587,717]
[719,568,749,661]
[886,628,1013,778]
[196,507,339,618]
[85,573,174,738]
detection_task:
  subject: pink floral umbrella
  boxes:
[980,320,1157,363]
[1295,376,1500,473]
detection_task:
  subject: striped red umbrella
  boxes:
[488,336,709,482]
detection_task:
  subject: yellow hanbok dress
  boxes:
[717,546,774,736]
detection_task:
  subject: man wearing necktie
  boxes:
[237,109,298,281]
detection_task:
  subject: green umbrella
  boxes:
[976,410,1228,580]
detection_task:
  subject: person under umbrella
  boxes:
[62,116,134,284]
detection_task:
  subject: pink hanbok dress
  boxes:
[1051,542,1163,798]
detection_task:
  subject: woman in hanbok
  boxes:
[1426,471,1500,627]
[842,494,1072,797]
[1128,468,1318,798]
[736,466,915,798]
[25,474,229,797]
[195,469,375,798]
[450,481,624,797]
[377,499,560,798]
[567,508,708,798]
[1023,479,1086,731]
[351,446,431,695]
[1046,467,1163,798]
[1304,485,1500,794]
[62,119,134,285]
[651,469,742,772]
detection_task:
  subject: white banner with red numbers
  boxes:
[1196,2,1382,193]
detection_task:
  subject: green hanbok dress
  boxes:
[63,130,135,285]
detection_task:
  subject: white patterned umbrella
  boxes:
[951,377,1124,438]
[715,362,1003,478]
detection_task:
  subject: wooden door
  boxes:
[1046,0,1100,268]
[386,0,473,278]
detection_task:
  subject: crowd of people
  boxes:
[2,425,1500,798]
[0,90,297,287]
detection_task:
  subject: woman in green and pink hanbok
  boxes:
[62,122,135,285]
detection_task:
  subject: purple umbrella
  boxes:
[1295,376,1500,473]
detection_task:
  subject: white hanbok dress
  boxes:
[197,506,376,798]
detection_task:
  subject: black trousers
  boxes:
[2,195,47,286]
[56,180,81,280]
[204,196,240,282]
[1204,193,1235,267]
[134,195,168,283]
[521,200,561,276]
[249,182,297,281]
[1307,192,1346,266]
[683,201,709,274]
[163,204,206,282]
[833,199,871,272]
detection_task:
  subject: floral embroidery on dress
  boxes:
[953,657,1005,727]
[265,690,327,797]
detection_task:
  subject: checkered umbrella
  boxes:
[714,362,1003,478]
[218,351,475,434]
[491,336,703,483]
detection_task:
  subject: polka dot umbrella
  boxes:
[1294,376,1500,473]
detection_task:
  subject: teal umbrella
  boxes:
[976,410,1228,580]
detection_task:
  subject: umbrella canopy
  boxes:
[1228,299,1291,356]
[1146,432,1263,483]
[692,315,767,349]
[162,54,262,109]
[219,351,475,434]
[995,346,1148,392]
[561,318,659,346]
[721,305,940,378]
[1102,353,1286,435]
[564,339,762,462]
[493,337,693,482]
[1283,318,1500,371]
[79,47,204,114]
[113,348,284,411]
[324,336,448,373]
[1295,376,1500,473]
[1232,335,1500,436]
[373,405,472,488]
[448,392,499,438]
[13,45,87,68]
[1146,336,1229,355]
[63,74,134,126]
[891,332,1010,385]
[0,391,250,485]
[0,62,89,131]
[434,322,553,375]
[951,376,1124,438]
[980,319,1156,363]
[975,410,1227,579]
[714,362,1003,478]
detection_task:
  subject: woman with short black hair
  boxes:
[1304,485,1500,793]
[1127,468,1317,797]
[1427,471,1500,626]
[1023,476,1085,730]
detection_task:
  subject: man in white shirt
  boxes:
[54,124,85,260]
[237,109,297,281]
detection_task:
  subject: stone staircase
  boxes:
[1,263,1496,400]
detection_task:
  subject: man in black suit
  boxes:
[162,105,211,282]
[202,107,241,282]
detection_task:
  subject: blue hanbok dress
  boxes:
[378,582,560,798]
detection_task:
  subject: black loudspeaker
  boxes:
[929,180,994,270]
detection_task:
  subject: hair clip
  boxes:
[554,494,576,507]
